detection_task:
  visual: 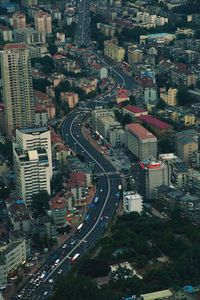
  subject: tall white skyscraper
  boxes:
[1,44,35,138]
[13,127,52,206]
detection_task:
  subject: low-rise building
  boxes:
[50,193,68,228]
[14,28,46,44]
[91,108,114,128]
[128,47,143,65]
[123,191,143,214]
[160,88,177,106]
[0,239,26,288]
[141,289,173,300]
[65,172,88,207]
[116,89,129,104]
[175,129,199,163]
[35,105,48,126]
[123,105,148,120]
[96,115,125,147]
[60,92,78,108]
[5,197,31,234]
[138,115,173,137]
[104,39,125,62]
[125,123,157,160]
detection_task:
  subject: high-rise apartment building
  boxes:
[13,12,26,29]
[1,44,35,138]
[34,11,52,34]
[13,127,52,206]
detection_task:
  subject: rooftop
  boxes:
[18,127,48,134]
[5,43,27,50]
[126,123,156,140]
[141,289,173,300]
[138,115,172,130]
[50,193,68,210]
[124,105,146,114]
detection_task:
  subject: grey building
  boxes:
[14,28,46,44]
[134,158,169,200]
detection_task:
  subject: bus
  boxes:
[94,197,99,204]
[71,253,80,263]
[77,223,84,231]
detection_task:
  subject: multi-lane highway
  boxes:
[15,109,121,300]
[14,0,139,298]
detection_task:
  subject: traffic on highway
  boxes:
[14,0,136,298]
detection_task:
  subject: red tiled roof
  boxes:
[51,131,62,144]
[35,104,47,113]
[34,90,50,101]
[67,172,86,188]
[117,89,129,98]
[124,105,146,114]
[50,193,67,210]
[138,115,172,130]
[126,123,156,140]
[5,43,27,50]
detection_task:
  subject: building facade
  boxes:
[13,128,52,206]
[134,159,169,200]
[34,11,52,34]
[0,239,26,288]
[123,191,143,214]
[125,123,157,160]
[1,44,35,138]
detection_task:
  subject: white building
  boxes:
[13,127,52,206]
[123,191,143,214]
[0,239,26,288]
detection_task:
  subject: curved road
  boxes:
[15,0,138,298]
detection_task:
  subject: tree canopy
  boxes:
[78,259,111,278]
[31,190,50,216]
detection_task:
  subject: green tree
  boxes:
[177,86,190,106]
[31,190,50,216]
[0,185,10,200]
[53,275,104,300]
[48,44,58,55]
[51,173,63,194]
[33,78,51,93]
[78,259,111,278]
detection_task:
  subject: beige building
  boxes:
[1,44,35,139]
[104,39,125,62]
[96,115,125,147]
[128,47,143,65]
[61,92,78,108]
[34,11,52,34]
[0,239,26,288]
[21,0,38,6]
[13,127,52,206]
[13,12,26,29]
[160,88,177,106]
[125,123,157,160]
[91,108,114,127]
[175,129,199,163]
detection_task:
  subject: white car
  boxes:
[58,269,63,274]
[62,244,67,249]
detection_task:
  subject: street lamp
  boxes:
[65,133,69,144]
[66,256,71,271]
[83,240,87,253]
